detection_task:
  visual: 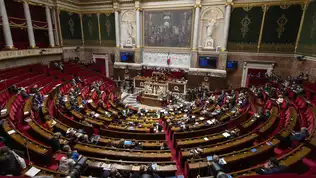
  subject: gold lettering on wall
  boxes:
[276,14,288,39]
[241,16,251,38]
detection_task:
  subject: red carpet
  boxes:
[160,119,185,178]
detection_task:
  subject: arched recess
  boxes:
[198,6,225,49]
[120,10,136,47]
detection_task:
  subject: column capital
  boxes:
[135,7,142,11]
[194,4,202,8]
[114,8,121,12]
[225,2,234,6]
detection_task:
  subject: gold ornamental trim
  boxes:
[257,5,268,52]
[295,1,309,52]
[260,43,295,53]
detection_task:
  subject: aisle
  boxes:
[160,119,185,178]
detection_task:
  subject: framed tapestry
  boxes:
[143,9,193,47]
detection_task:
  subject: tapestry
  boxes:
[144,10,193,47]
[297,1,316,56]
[261,4,302,53]
[59,10,82,46]
[82,14,99,45]
[100,13,116,46]
[227,6,263,52]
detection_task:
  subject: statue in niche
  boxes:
[125,20,134,46]
[204,19,216,49]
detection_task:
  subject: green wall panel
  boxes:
[59,10,82,46]
[82,14,99,46]
[297,1,316,56]
[261,4,302,53]
[227,6,263,52]
[99,13,116,46]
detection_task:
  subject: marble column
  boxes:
[115,10,120,48]
[52,8,60,46]
[0,0,14,49]
[192,4,201,50]
[45,6,55,47]
[222,4,231,51]
[23,2,36,48]
[136,8,141,48]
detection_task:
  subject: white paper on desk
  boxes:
[204,137,209,141]
[51,120,57,126]
[211,119,216,124]
[24,118,32,123]
[24,111,29,115]
[101,163,112,170]
[207,120,212,125]
[94,113,100,118]
[132,165,140,171]
[7,130,16,135]
[222,132,231,138]
[88,99,93,103]
[24,166,41,177]
[219,158,227,165]
[79,105,84,108]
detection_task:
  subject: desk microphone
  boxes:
[24,142,31,164]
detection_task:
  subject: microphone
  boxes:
[24,142,31,165]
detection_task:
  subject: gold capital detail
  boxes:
[241,15,251,38]
[242,5,252,12]
[194,4,201,8]
[276,14,288,39]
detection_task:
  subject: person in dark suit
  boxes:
[255,158,286,175]
[290,127,309,142]
[50,132,62,152]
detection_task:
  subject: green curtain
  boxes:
[59,10,82,46]
[261,4,302,53]
[99,13,116,46]
[82,14,99,46]
[227,6,263,52]
[297,1,316,56]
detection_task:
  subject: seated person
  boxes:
[58,156,75,174]
[276,95,284,105]
[70,150,79,161]
[255,158,286,175]
[160,142,169,150]
[291,127,309,142]
[62,145,72,157]
[30,85,38,94]
[50,132,62,152]
[0,146,26,176]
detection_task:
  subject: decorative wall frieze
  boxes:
[188,67,227,77]
[0,48,63,61]
[143,52,192,68]
[114,62,143,69]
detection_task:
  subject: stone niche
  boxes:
[198,6,225,51]
[120,10,136,48]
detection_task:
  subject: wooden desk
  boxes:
[85,157,177,177]
[2,120,51,164]
[74,143,172,161]
[22,165,67,178]
[100,128,165,140]
[187,107,298,177]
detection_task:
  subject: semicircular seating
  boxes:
[0,62,316,178]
